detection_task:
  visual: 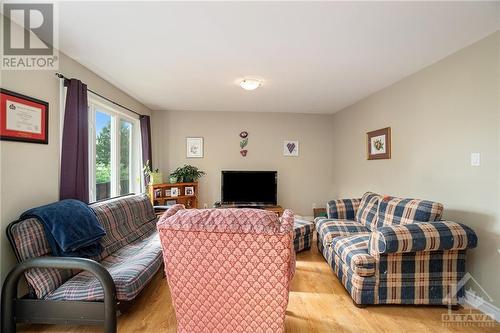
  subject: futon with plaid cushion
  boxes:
[8,194,163,302]
[316,192,478,306]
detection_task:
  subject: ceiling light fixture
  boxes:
[240,79,261,91]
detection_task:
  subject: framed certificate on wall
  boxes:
[0,89,49,144]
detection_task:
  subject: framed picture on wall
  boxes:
[0,89,49,144]
[367,127,391,160]
[283,140,299,157]
[186,137,203,158]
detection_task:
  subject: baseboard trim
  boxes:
[461,290,500,323]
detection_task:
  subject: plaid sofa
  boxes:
[316,192,478,306]
[8,194,162,302]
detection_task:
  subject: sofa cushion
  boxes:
[327,198,361,219]
[376,197,443,228]
[331,234,375,277]
[369,221,477,255]
[9,218,76,299]
[45,229,162,301]
[316,218,370,246]
[355,192,382,230]
[90,194,157,259]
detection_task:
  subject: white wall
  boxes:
[152,110,334,215]
[330,31,500,306]
[0,52,152,282]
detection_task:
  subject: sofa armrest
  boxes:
[327,198,361,219]
[1,257,117,333]
[369,221,478,255]
[314,216,328,224]
[156,204,185,226]
[280,209,295,233]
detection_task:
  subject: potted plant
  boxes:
[171,164,206,183]
[143,160,163,185]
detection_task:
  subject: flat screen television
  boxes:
[221,171,277,206]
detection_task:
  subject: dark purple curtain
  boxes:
[60,79,89,203]
[140,115,153,185]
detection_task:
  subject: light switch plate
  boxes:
[470,153,481,166]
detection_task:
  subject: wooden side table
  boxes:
[264,206,284,217]
[313,208,327,218]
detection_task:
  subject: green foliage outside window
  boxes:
[96,122,131,184]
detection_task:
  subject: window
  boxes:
[88,96,142,201]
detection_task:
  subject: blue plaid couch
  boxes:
[316,192,478,306]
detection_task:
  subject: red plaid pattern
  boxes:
[10,217,76,299]
[91,194,157,259]
[45,230,162,301]
[10,194,160,300]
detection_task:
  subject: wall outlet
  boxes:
[203,203,208,209]
[470,153,481,166]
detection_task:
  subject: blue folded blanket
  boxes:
[21,199,106,258]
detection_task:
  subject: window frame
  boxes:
[88,95,142,202]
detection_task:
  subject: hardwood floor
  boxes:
[19,242,498,333]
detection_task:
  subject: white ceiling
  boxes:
[59,1,500,114]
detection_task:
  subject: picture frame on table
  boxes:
[185,186,195,196]
[171,187,179,197]
[0,89,49,144]
[154,189,162,199]
[164,189,172,197]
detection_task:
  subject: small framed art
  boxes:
[367,127,391,160]
[0,89,49,144]
[283,140,299,157]
[154,189,163,199]
[171,187,179,197]
[186,137,203,158]
[185,186,195,196]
